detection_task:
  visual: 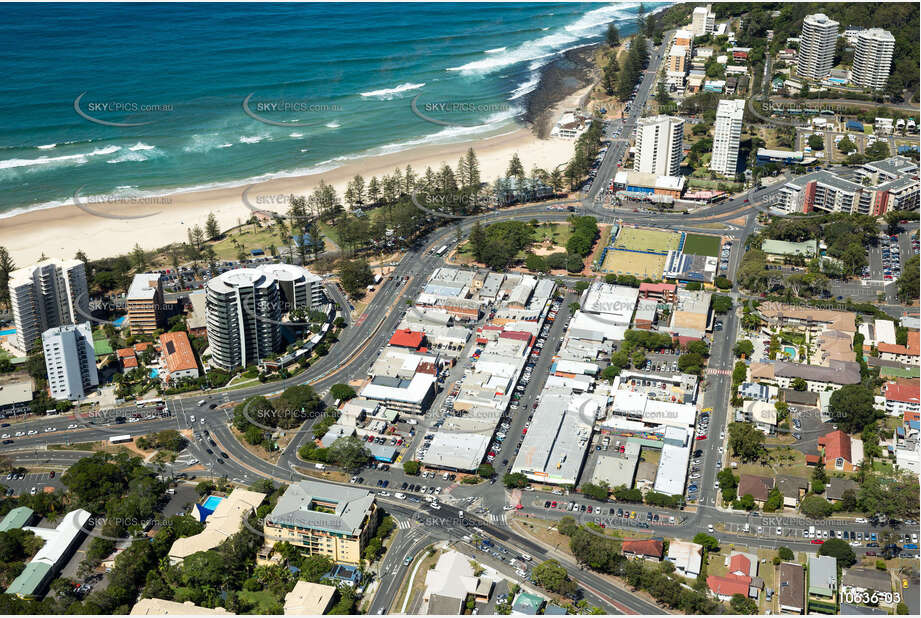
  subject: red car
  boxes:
[522,428,528,435]
[515,504,524,510]
[811,539,824,545]
[696,434,707,440]
[551,501,557,508]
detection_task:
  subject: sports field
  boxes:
[612,227,681,254]
[683,233,721,257]
[601,248,666,279]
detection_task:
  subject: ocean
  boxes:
[0,1,669,218]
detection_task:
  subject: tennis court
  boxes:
[612,227,681,254]
[682,233,722,257]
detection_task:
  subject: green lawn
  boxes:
[236,589,283,614]
[210,227,287,260]
[683,233,721,257]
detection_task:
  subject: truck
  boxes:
[109,435,132,444]
[314,463,327,470]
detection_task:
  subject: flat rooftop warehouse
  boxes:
[601,249,667,280]
[681,234,722,258]
[612,227,681,254]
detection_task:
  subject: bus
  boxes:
[136,398,164,408]
[434,245,448,256]
[109,435,132,444]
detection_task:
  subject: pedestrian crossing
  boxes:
[490,513,508,525]
[706,368,731,375]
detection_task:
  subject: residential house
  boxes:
[667,540,703,577]
[775,476,808,509]
[817,429,864,472]
[778,562,805,614]
[825,477,858,503]
[841,568,894,609]
[808,556,838,600]
[737,474,774,507]
[621,538,664,562]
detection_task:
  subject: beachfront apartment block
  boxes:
[41,322,99,401]
[205,268,282,370]
[256,263,326,311]
[634,115,685,177]
[710,99,745,176]
[797,14,839,81]
[851,28,894,90]
[126,273,165,335]
[691,5,715,36]
[668,45,688,73]
[263,480,377,566]
[8,258,88,354]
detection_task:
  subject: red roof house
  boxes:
[621,539,664,560]
[817,429,855,471]
[707,574,752,600]
[728,554,751,576]
[884,379,920,404]
[389,329,424,350]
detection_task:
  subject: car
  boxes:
[544,501,551,508]
[776,527,783,535]
[30,487,37,495]
[811,539,824,544]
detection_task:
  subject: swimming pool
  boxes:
[202,495,225,511]
[149,368,159,379]
[783,345,797,359]
[113,316,127,327]
[0,328,15,336]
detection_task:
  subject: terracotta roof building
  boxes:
[818,429,862,471]
[158,331,199,382]
[621,538,664,561]
[389,329,425,350]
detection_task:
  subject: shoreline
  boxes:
[0,45,602,266]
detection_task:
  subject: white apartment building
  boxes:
[851,28,895,90]
[691,5,715,36]
[205,268,281,370]
[8,258,88,353]
[633,115,685,177]
[797,13,839,81]
[42,322,99,400]
[710,99,745,176]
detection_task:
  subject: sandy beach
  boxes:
[0,86,591,265]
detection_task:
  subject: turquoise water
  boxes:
[202,495,224,511]
[0,1,667,216]
[113,316,128,327]
[0,328,15,336]
[783,345,797,359]
[149,368,159,379]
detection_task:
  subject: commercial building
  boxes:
[710,99,745,176]
[612,171,685,199]
[423,550,493,614]
[126,273,165,334]
[0,379,32,417]
[283,581,337,615]
[8,258,89,353]
[761,239,818,261]
[263,480,376,566]
[756,148,806,165]
[205,268,281,370]
[798,14,839,81]
[42,322,99,400]
[634,116,685,177]
[758,305,856,335]
[851,28,895,90]
[5,509,91,599]
[158,331,200,382]
[0,506,35,532]
[691,4,715,36]
[742,400,778,434]
[512,388,594,486]
[169,488,266,564]
[841,568,894,609]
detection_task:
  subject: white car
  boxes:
[68,424,78,429]
[855,517,867,524]
[776,527,783,535]
[0,434,8,439]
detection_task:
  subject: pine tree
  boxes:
[205,212,221,240]
[606,23,620,47]
[506,153,525,180]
